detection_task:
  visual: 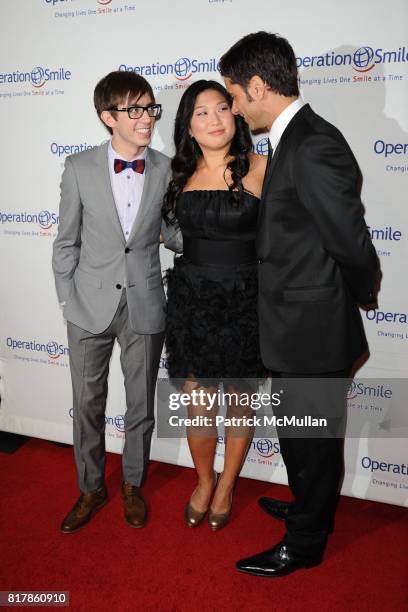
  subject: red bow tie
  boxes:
[114,158,145,174]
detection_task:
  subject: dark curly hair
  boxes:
[162,80,252,225]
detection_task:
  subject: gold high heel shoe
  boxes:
[208,491,233,531]
[184,471,218,528]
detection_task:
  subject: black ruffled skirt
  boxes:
[164,256,265,380]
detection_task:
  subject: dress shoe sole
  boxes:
[236,557,322,578]
[60,496,109,534]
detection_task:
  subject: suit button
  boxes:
[125,247,130,253]
[258,258,264,264]
[116,283,122,290]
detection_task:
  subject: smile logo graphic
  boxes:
[256,439,275,458]
[353,47,375,72]
[31,67,46,88]
[174,58,192,81]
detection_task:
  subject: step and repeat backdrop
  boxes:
[0,0,407,506]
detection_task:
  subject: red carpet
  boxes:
[0,439,407,611]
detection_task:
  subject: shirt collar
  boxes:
[108,140,147,165]
[269,97,305,152]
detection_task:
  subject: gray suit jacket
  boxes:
[52,142,181,334]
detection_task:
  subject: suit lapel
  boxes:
[93,142,125,244]
[128,147,161,242]
[258,104,312,224]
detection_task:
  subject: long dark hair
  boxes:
[162,80,252,224]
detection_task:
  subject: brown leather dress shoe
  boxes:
[121,482,147,528]
[60,485,108,534]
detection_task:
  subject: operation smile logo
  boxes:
[45,341,65,360]
[361,456,407,476]
[254,438,280,458]
[297,45,408,72]
[217,436,281,459]
[38,211,57,230]
[6,336,69,360]
[347,381,392,401]
[69,409,125,434]
[119,56,219,82]
[366,222,403,259]
[365,309,407,325]
[364,309,408,342]
[352,47,378,73]
[361,455,408,494]
[51,141,97,160]
[373,139,408,175]
[1,210,59,231]
[374,140,408,158]
[367,225,402,242]
[0,66,71,89]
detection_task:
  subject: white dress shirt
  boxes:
[108,141,146,240]
[268,97,305,155]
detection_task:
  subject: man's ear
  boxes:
[100,110,116,130]
[247,75,268,100]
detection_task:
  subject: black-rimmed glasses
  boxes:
[107,104,162,119]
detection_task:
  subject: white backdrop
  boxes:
[0,0,407,507]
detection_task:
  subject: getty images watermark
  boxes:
[167,388,327,429]
[156,377,408,439]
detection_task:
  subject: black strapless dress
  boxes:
[165,190,265,380]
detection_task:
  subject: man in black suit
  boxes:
[220,32,379,577]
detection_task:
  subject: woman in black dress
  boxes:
[162,80,266,530]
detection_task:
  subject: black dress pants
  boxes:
[271,369,350,556]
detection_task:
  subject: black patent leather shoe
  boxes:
[236,541,323,578]
[258,497,292,521]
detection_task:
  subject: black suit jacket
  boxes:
[257,104,379,373]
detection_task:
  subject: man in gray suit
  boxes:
[52,71,180,533]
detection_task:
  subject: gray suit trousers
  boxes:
[67,290,164,492]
